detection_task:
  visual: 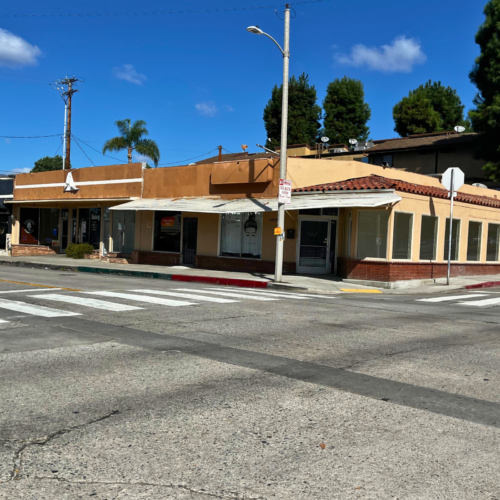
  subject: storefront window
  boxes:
[443,219,461,261]
[220,212,263,258]
[20,208,39,245]
[0,214,9,250]
[20,208,59,246]
[487,223,500,262]
[419,215,438,261]
[357,210,389,259]
[467,221,482,261]
[392,213,413,259]
[78,208,101,249]
[154,211,181,252]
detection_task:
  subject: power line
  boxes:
[72,135,96,166]
[0,134,62,138]
[73,136,127,162]
[0,0,331,18]
[158,148,219,166]
[53,137,64,157]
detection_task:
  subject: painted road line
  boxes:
[0,298,81,317]
[31,294,144,312]
[129,290,239,304]
[417,294,489,303]
[173,288,279,301]
[0,279,80,291]
[85,291,195,307]
[0,288,63,294]
[340,289,383,294]
[0,319,9,324]
[457,297,500,307]
[206,288,312,300]
[213,288,337,299]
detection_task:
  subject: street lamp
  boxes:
[247,5,290,283]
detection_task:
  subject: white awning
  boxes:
[110,192,401,213]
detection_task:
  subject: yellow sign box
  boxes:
[274,227,283,235]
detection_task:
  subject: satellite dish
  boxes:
[241,144,248,151]
[349,139,358,145]
[454,126,466,133]
[321,137,329,143]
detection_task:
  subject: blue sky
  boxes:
[0,0,486,174]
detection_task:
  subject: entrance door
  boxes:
[182,217,198,264]
[297,220,330,274]
[112,211,135,254]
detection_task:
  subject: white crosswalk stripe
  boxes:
[32,294,144,312]
[130,290,239,303]
[417,294,489,303]
[208,288,336,299]
[0,298,81,318]
[173,288,279,301]
[0,288,63,294]
[458,297,500,307]
[84,291,195,307]
[0,319,9,324]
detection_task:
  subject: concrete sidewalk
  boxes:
[0,254,498,295]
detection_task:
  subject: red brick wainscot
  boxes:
[337,257,500,282]
[11,244,59,257]
[132,250,181,266]
[195,255,295,274]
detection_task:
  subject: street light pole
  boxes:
[247,4,290,282]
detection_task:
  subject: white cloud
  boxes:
[223,104,235,112]
[195,101,218,117]
[0,28,41,68]
[133,153,151,163]
[335,36,426,73]
[10,167,30,174]
[113,64,147,85]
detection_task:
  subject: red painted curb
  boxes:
[465,281,500,290]
[171,275,268,288]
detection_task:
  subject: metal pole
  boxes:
[62,101,68,167]
[274,4,290,283]
[65,82,72,170]
[447,170,455,285]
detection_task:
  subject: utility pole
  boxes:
[52,76,83,170]
[218,145,222,162]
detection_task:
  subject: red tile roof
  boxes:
[293,175,500,209]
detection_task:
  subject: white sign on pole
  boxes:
[441,167,464,199]
[279,179,292,204]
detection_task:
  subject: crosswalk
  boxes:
[0,287,336,323]
[416,293,500,308]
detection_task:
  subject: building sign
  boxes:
[279,179,292,204]
[161,216,176,227]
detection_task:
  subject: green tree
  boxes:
[322,77,371,145]
[31,155,64,173]
[393,80,467,137]
[469,0,500,180]
[103,119,160,167]
[264,73,322,150]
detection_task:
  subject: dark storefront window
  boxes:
[20,208,39,244]
[79,208,101,249]
[20,208,59,246]
[0,214,8,250]
[154,211,182,252]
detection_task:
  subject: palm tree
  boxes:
[103,119,160,167]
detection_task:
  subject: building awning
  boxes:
[110,192,401,213]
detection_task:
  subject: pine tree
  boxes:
[393,81,466,137]
[322,77,371,145]
[264,73,322,150]
[469,0,500,180]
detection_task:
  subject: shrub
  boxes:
[65,243,95,259]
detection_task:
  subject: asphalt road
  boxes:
[1,267,500,499]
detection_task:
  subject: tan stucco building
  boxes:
[8,156,500,284]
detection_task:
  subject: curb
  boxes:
[0,260,269,289]
[464,281,500,290]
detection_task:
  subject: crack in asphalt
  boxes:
[30,477,268,500]
[8,409,119,482]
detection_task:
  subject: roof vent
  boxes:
[472,183,488,188]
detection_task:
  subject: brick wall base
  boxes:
[132,250,180,266]
[195,255,295,274]
[11,244,58,257]
[338,257,500,282]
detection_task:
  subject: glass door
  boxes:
[61,209,69,251]
[112,210,135,254]
[297,220,330,274]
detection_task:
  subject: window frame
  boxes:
[443,217,462,262]
[466,219,483,262]
[486,222,500,262]
[418,214,440,262]
[218,212,264,260]
[356,209,390,261]
[391,210,414,261]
